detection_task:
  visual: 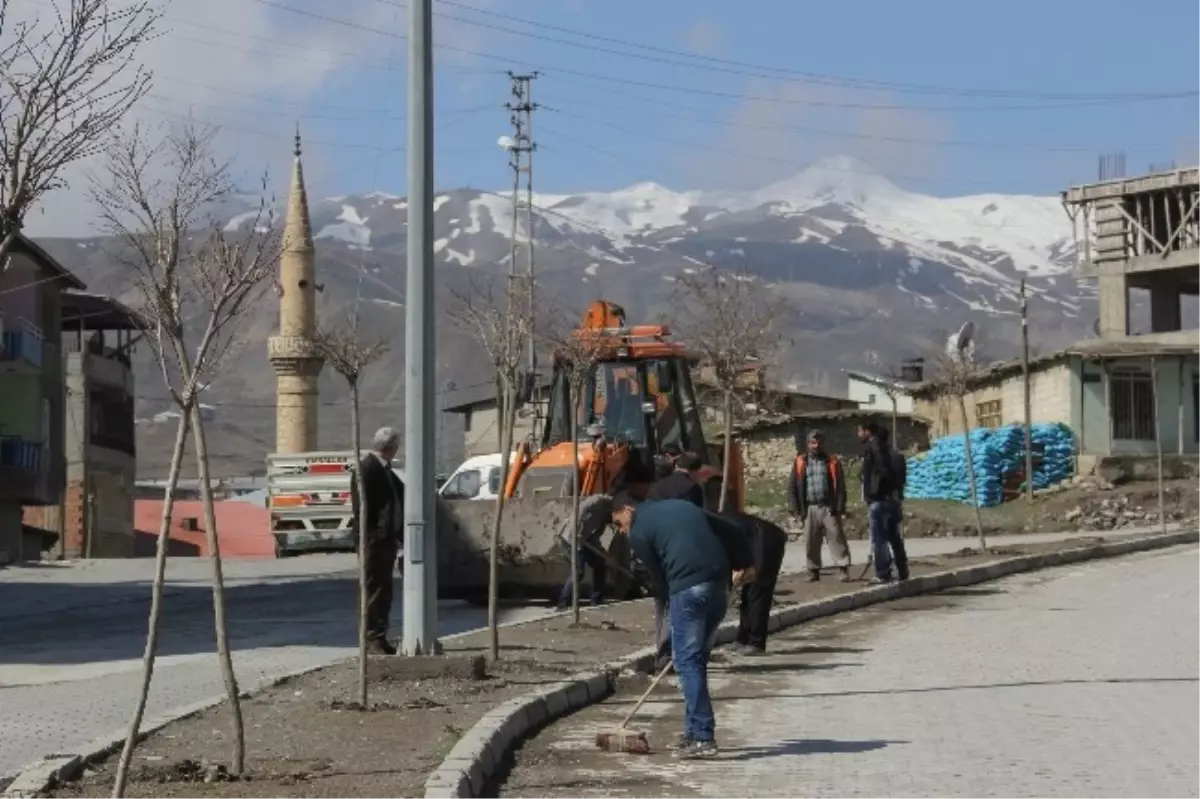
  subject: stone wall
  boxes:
[739,412,931,480]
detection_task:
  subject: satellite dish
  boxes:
[947,320,976,364]
[497,135,517,151]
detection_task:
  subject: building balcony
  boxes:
[64,338,133,392]
[0,434,55,504]
[0,316,45,369]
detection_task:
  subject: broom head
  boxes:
[594,729,651,754]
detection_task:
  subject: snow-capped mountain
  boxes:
[49,155,1099,477]
[233,154,1085,324]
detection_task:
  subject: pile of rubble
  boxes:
[1061,495,1183,530]
[1034,473,1116,496]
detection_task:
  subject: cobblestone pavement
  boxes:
[0,559,549,781]
[501,544,1199,798]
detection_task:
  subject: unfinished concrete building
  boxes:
[1064,165,1199,338]
[1060,165,1199,467]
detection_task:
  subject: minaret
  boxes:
[267,128,324,454]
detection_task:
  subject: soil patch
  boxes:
[46,532,1147,798]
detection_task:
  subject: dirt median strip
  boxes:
[27,529,1197,799]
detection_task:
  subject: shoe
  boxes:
[839,567,852,583]
[666,734,693,751]
[366,637,397,655]
[806,572,820,582]
[675,739,719,759]
[869,576,894,586]
[590,594,605,606]
[739,645,766,657]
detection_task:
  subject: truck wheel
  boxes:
[274,541,296,559]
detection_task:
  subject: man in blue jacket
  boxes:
[612,494,750,759]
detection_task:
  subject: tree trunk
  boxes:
[112,413,190,798]
[0,230,17,278]
[351,381,368,707]
[719,391,733,512]
[957,395,987,552]
[487,384,512,662]
[570,385,582,625]
[189,405,245,775]
[1151,356,1165,533]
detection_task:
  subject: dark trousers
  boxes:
[558,541,608,605]
[737,573,779,651]
[869,500,910,581]
[654,596,672,667]
[365,535,398,641]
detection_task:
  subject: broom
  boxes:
[594,658,673,754]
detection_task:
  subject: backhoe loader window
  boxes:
[646,359,683,452]
[586,364,646,446]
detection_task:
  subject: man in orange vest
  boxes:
[787,429,850,582]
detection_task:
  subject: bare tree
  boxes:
[929,338,987,552]
[865,354,907,444]
[541,304,607,625]
[91,120,278,795]
[0,0,158,273]
[447,273,534,660]
[1150,356,1166,534]
[313,310,387,707]
[671,266,785,511]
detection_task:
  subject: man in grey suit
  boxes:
[353,427,406,654]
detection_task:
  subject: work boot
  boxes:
[666,733,693,751]
[590,592,605,606]
[676,740,719,759]
[366,637,397,656]
[839,567,851,583]
[806,571,820,582]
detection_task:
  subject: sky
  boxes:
[18,0,1200,237]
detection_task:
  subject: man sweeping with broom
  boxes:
[606,494,753,759]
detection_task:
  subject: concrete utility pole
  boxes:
[505,71,539,439]
[1020,279,1034,502]
[402,0,438,656]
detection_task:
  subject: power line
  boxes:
[425,0,1195,102]
[247,0,1197,113]
[537,94,1176,154]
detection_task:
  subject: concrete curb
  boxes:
[422,528,1198,798]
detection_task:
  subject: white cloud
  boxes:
[681,18,724,56]
[674,79,948,191]
[17,0,502,238]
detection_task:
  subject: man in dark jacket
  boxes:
[858,421,908,583]
[647,451,705,507]
[555,493,612,610]
[787,430,850,582]
[723,510,788,655]
[613,495,750,759]
[352,427,406,655]
[646,451,706,669]
[874,427,910,583]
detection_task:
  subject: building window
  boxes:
[975,399,1003,429]
[1110,369,1155,441]
[867,393,877,405]
[1192,374,1198,443]
[462,410,472,432]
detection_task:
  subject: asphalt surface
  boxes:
[502,544,1199,798]
[0,555,549,782]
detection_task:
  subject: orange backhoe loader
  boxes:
[436,300,745,603]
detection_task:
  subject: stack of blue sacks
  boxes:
[906,422,1075,507]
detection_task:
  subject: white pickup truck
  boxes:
[266,450,408,558]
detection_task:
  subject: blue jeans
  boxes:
[869,500,909,580]
[669,580,728,742]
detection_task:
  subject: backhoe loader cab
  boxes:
[508,300,744,510]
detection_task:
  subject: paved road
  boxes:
[504,544,1199,798]
[0,556,549,781]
